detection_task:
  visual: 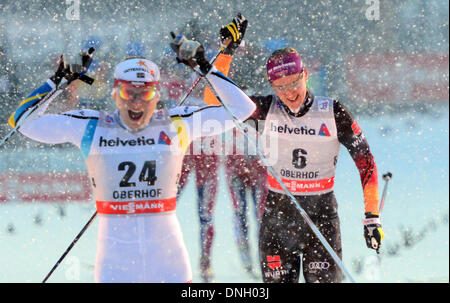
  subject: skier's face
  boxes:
[114,82,160,130]
[271,70,308,112]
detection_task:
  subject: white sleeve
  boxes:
[19,110,98,148]
[10,78,99,148]
[204,67,256,121]
[169,67,256,141]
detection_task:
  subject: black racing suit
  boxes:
[247,91,379,283]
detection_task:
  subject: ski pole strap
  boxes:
[79,74,94,85]
[362,217,381,225]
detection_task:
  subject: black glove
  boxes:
[170,32,211,75]
[50,47,95,87]
[220,13,248,55]
[363,213,385,253]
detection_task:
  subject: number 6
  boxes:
[292,148,307,169]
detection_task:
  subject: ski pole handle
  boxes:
[177,38,232,106]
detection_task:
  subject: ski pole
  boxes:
[1,48,95,148]
[42,211,98,283]
[371,172,392,254]
[174,34,231,107]
[201,75,357,283]
[379,172,392,215]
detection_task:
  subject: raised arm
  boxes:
[169,30,255,142]
[170,66,256,142]
[203,14,247,106]
[8,50,96,148]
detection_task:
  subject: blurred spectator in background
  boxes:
[0,45,19,120]
[177,134,222,283]
[173,18,227,283]
[223,123,267,279]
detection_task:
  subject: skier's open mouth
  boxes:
[287,95,299,103]
[128,110,143,121]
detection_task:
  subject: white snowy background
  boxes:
[0,0,448,283]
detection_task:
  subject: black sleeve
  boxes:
[334,99,371,156]
[243,95,274,133]
[334,100,380,214]
[248,95,274,121]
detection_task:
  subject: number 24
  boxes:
[118,161,157,187]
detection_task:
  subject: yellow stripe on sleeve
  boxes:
[170,116,190,154]
[8,92,49,128]
[8,112,16,128]
[18,92,48,107]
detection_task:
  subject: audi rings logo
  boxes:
[308,262,330,270]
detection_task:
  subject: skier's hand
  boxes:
[220,13,248,55]
[50,47,95,86]
[363,213,384,253]
[170,32,211,75]
[80,47,95,72]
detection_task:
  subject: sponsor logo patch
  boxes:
[308,261,331,271]
[270,122,316,136]
[155,110,164,119]
[137,60,150,71]
[351,120,362,136]
[158,131,171,145]
[98,136,155,147]
[318,123,331,137]
[267,255,281,270]
[104,114,114,124]
[318,101,329,111]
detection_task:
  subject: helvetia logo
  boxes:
[270,123,316,135]
[318,123,331,137]
[158,131,171,145]
[99,136,155,147]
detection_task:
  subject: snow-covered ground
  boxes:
[0,105,448,283]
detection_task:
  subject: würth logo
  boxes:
[267,255,281,270]
[351,120,362,136]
